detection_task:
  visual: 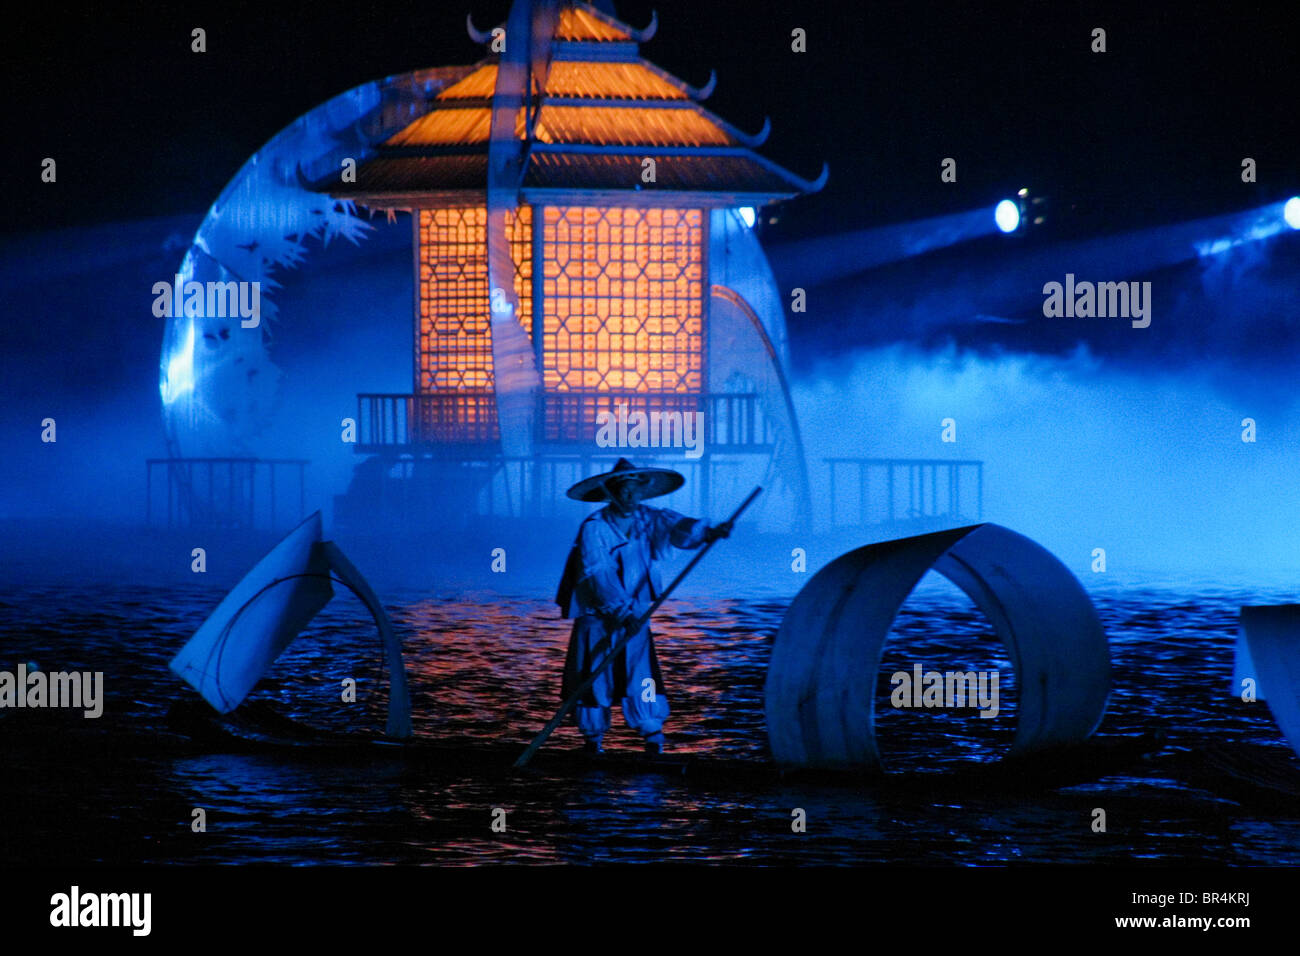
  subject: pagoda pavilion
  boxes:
[311,0,824,530]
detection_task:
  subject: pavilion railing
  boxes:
[356,391,773,452]
[358,391,499,448]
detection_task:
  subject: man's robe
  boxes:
[556,504,708,706]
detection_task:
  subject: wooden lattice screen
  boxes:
[540,206,704,393]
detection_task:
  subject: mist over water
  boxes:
[3,210,1298,586]
[779,206,1300,580]
[0,215,411,531]
[792,342,1300,578]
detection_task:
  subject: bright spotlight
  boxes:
[738,207,757,228]
[994,199,1020,234]
[1284,197,1300,230]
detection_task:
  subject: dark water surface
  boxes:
[2,576,1299,865]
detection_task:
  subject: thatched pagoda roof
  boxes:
[309,2,825,207]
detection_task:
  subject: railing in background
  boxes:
[146,458,309,530]
[825,458,984,528]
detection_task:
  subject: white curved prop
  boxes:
[169,511,413,738]
[1237,605,1300,758]
[170,513,332,714]
[765,523,1111,770]
[709,283,809,530]
[158,69,469,459]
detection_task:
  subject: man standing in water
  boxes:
[556,458,731,755]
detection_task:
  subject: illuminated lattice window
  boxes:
[416,205,532,393]
[540,206,704,394]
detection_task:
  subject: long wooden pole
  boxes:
[513,486,763,769]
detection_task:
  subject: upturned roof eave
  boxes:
[302,6,828,201]
[323,188,800,209]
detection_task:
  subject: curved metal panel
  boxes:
[1240,605,1300,758]
[169,513,332,713]
[765,523,1110,770]
[709,208,790,367]
[709,285,810,530]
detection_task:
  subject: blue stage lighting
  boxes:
[1284,197,1300,230]
[995,199,1020,234]
[739,207,757,228]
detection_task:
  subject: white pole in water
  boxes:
[513,486,763,769]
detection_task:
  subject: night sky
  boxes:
[7,0,1297,238]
